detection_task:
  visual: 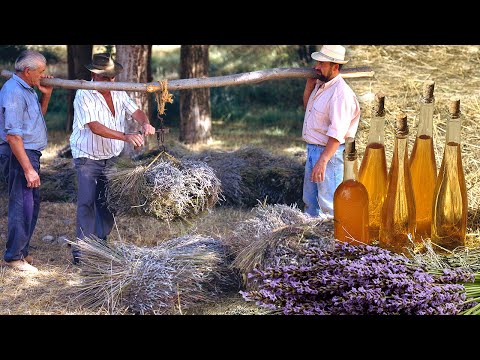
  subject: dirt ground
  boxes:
[2,45,480,315]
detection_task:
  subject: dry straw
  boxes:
[70,234,238,315]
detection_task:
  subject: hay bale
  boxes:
[71,234,239,315]
[105,156,222,222]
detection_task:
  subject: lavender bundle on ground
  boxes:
[224,203,334,282]
[105,156,222,222]
[241,242,475,315]
[71,235,239,315]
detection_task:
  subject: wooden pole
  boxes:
[1,66,374,93]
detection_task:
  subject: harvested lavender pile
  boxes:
[241,242,477,315]
[225,202,334,282]
[182,146,305,208]
[105,157,222,221]
[71,235,239,315]
[411,240,480,315]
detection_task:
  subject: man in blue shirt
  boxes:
[0,49,53,272]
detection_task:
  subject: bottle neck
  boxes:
[446,116,462,145]
[417,100,435,137]
[343,154,359,181]
[368,115,386,145]
[394,135,409,165]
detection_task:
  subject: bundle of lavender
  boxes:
[105,157,222,222]
[71,234,238,315]
[410,240,480,315]
[241,242,476,315]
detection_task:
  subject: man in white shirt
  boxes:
[302,45,361,218]
[69,53,156,264]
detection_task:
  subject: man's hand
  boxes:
[125,133,144,147]
[311,156,328,183]
[141,123,156,136]
[25,169,41,188]
[37,74,54,96]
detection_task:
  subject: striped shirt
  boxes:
[0,74,48,151]
[70,86,139,160]
[302,74,360,146]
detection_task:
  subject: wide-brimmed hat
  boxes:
[311,45,349,64]
[85,53,124,77]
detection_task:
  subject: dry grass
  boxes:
[3,45,480,315]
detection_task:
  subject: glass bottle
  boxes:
[410,80,437,241]
[358,92,388,242]
[431,97,467,253]
[379,113,416,256]
[334,137,370,245]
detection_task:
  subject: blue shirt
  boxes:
[0,74,48,151]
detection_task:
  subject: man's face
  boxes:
[314,61,335,82]
[93,73,116,82]
[25,63,46,87]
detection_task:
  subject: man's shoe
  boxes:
[24,255,33,264]
[5,259,39,272]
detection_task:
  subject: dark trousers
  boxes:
[4,149,41,262]
[0,143,10,191]
[72,157,115,258]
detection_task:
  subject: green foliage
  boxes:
[43,88,69,131]
[0,45,28,60]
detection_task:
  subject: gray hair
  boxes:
[14,50,47,72]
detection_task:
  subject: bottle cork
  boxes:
[344,137,357,160]
[396,112,409,136]
[421,80,435,104]
[449,96,461,118]
[374,92,385,117]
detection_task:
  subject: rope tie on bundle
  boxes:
[146,79,176,170]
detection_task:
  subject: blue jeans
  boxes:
[72,157,116,259]
[303,143,344,218]
[4,149,41,262]
[0,143,10,190]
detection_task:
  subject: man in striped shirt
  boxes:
[69,53,155,264]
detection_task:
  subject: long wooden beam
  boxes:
[1,66,374,92]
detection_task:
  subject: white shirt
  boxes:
[302,75,361,146]
[70,88,139,160]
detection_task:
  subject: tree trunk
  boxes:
[297,45,319,65]
[179,45,211,145]
[66,45,92,132]
[115,45,152,158]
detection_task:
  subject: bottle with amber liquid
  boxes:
[410,80,437,241]
[379,113,416,255]
[431,97,467,253]
[334,137,370,245]
[359,92,388,242]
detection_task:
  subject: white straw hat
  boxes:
[311,45,349,64]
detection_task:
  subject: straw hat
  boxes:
[311,45,349,64]
[85,53,124,77]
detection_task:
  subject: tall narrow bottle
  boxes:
[334,137,370,245]
[359,92,388,242]
[410,80,437,241]
[431,97,467,253]
[379,113,416,256]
